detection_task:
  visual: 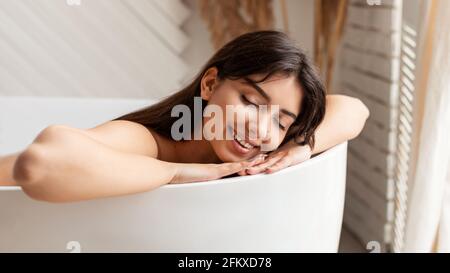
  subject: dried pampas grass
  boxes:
[314,0,348,91]
[199,0,275,49]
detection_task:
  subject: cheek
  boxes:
[272,126,292,147]
[209,86,238,105]
[210,92,253,124]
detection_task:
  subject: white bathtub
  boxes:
[0,97,347,252]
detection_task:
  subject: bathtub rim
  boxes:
[0,96,347,191]
[0,142,347,192]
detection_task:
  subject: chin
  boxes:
[210,140,239,162]
[210,139,256,163]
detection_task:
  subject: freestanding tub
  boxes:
[0,96,347,252]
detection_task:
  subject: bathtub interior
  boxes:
[0,96,154,154]
[0,96,347,252]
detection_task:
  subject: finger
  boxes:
[237,170,248,176]
[246,154,284,175]
[248,155,270,168]
[214,161,252,178]
[237,154,267,176]
[265,157,292,174]
[247,155,283,174]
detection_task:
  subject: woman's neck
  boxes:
[174,138,221,164]
[151,126,221,164]
[173,124,221,164]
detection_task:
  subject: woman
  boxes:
[0,31,369,202]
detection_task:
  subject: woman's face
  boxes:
[201,68,303,162]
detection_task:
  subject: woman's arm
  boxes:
[13,122,255,203]
[309,94,370,154]
[1,120,156,187]
[277,94,369,153]
[0,153,20,186]
[13,124,177,202]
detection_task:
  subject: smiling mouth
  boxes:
[231,129,262,156]
[226,125,259,155]
[233,133,254,149]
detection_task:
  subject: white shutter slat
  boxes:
[124,0,190,54]
[392,0,423,252]
[348,152,395,199]
[339,0,403,250]
[92,0,188,91]
[0,3,81,95]
[0,0,192,98]
[31,0,150,96]
[347,173,395,221]
[0,1,120,96]
[152,0,191,26]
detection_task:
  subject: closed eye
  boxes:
[241,94,287,130]
[240,94,257,106]
[273,116,286,130]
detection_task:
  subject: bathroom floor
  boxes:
[338,227,366,253]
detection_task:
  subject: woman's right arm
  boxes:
[13,123,178,203]
[0,153,20,186]
[13,121,255,203]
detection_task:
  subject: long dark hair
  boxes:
[113,30,326,149]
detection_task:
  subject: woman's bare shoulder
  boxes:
[80,120,159,158]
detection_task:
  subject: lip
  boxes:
[227,125,261,146]
[244,137,260,148]
[234,133,260,149]
[232,137,252,155]
[228,129,259,156]
[226,125,261,156]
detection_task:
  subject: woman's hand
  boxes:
[170,154,267,184]
[239,143,312,175]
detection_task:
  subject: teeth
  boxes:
[235,134,254,149]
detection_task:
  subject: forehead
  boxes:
[239,73,303,115]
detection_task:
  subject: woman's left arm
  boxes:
[305,94,370,154]
[245,94,370,174]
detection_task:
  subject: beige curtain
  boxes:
[437,164,450,251]
[404,0,450,252]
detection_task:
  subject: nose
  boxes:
[248,109,272,144]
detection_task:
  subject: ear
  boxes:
[200,67,219,101]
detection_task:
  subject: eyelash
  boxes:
[240,94,256,106]
[274,116,286,130]
[240,94,287,130]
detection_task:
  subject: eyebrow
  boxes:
[242,77,271,102]
[242,77,298,120]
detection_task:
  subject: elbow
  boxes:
[13,146,66,203]
[348,98,370,140]
[13,144,48,201]
[13,125,70,202]
[361,99,370,121]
